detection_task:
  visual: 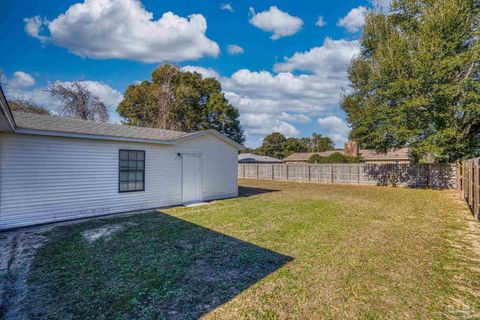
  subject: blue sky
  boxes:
[0,0,389,147]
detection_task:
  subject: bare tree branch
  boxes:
[46,81,109,122]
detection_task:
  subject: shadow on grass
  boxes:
[238,185,279,197]
[27,212,292,320]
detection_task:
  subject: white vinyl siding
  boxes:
[0,132,238,230]
[177,134,238,201]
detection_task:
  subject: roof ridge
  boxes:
[12,111,187,135]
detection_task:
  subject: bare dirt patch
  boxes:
[0,229,48,320]
[0,218,140,319]
[81,222,136,242]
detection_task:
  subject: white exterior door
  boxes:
[182,155,202,203]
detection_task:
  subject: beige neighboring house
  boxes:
[283,141,411,164]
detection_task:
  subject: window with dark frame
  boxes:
[119,150,145,192]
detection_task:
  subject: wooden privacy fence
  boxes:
[238,163,458,189]
[459,158,480,218]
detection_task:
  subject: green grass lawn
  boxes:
[26,180,480,319]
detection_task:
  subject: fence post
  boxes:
[272,165,274,180]
[331,164,334,184]
[467,160,471,207]
[425,164,430,188]
[286,165,289,181]
[457,162,461,191]
[470,160,474,209]
[470,160,472,204]
[357,164,360,184]
[308,165,311,181]
[465,161,469,202]
[256,164,259,179]
[243,164,246,178]
[470,162,473,205]
[467,161,471,203]
[463,161,468,202]
[474,159,479,218]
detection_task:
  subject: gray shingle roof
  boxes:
[13,112,190,142]
[359,148,410,161]
[283,150,345,161]
[238,153,283,163]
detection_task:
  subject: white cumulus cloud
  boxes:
[227,44,244,55]
[337,6,368,33]
[249,6,303,40]
[317,116,350,146]
[24,0,219,63]
[241,113,299,143]
[217,38,358,147]
[315,16,326,28]
[220,3,233,12]
[274,38,359,77]
[222,69,345,114]
[24,16,49,42]
[10,71,35,88]
[278,112,311,123]
[221,69,350,147]
[72,81,123,108]
[180,66,220,79]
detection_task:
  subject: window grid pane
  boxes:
[120,151,129,160]
[119,150,145,192]
[119,182,128,192]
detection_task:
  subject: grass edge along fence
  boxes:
[459,158,480,219]
[238,163,458,189]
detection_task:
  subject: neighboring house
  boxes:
[238,153,283,164]
[0,88,244,230]
[284,141,410,164]
[356,148,411,164]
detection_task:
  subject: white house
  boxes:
[0,88,244,230]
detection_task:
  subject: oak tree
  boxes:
[117,65,245,144]
[342,0,480,161]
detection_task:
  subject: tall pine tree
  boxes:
[342,0,480,161]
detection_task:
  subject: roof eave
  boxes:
[0,85,16,132]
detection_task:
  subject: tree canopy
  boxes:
[308,152,362,164]
[117,64,245,144]
[8,99,50,115]
[341,0,480,161]
[254,132,334,159]
[258,132,287,159]
[310,133,335,152]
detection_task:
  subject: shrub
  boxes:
[308,152,362,164]
[308,154,325,164]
